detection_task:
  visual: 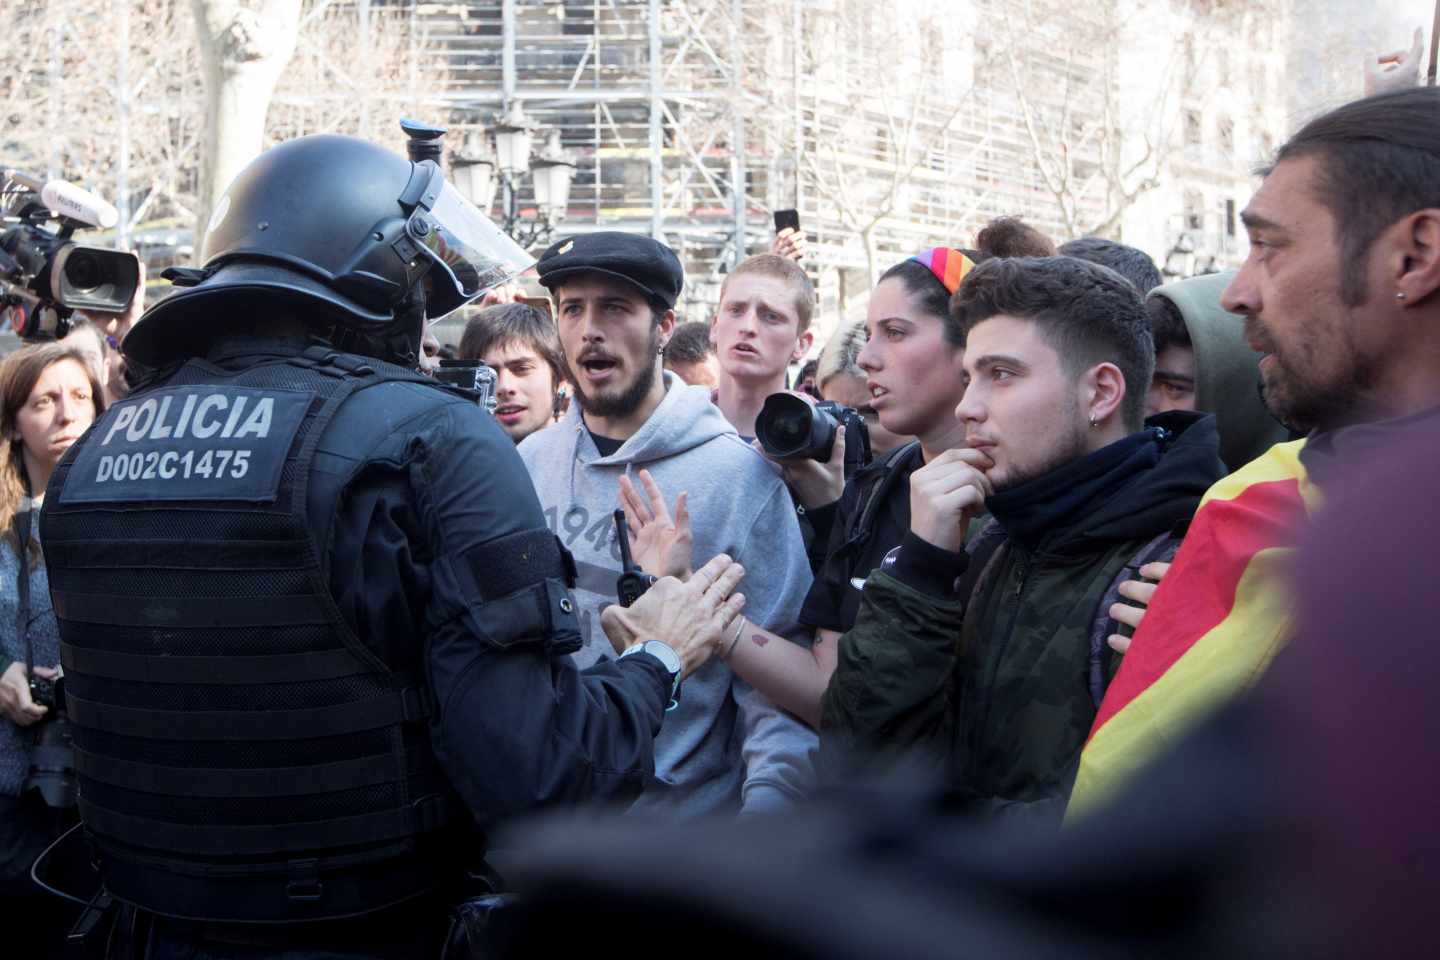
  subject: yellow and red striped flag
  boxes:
[1068,439,1322,817]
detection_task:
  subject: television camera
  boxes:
[0,168,140,341]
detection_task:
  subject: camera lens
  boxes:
[768,413,808,447]
[756,392,837,461]
[64,252,102,292]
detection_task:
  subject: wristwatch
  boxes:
[620,639,682,712]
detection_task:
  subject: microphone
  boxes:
[39,179,119,229]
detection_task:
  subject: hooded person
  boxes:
[1143,271,1292,472]
[517,231,816,818]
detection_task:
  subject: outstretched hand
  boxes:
[601,554,748,676]
[619,469,694,580]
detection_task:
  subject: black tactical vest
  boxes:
[42,346,463,923]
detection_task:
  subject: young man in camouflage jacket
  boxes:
[821,257,1225,821]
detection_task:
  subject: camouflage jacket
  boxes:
[820,413,1226,821]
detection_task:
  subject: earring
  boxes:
[1089,416,1097,429]
[1396,292,1408,301]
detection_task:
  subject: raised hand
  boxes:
[771,228,806,262]
[478,282,527,308]
[1364,27,1425,97]
[619,469,694,580]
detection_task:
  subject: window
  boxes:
[1184,190,1203,231]
[1184,111,1202,147]
[1217,116,1234,159]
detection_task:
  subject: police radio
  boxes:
[614,509,657,607]
[434,359,498,413]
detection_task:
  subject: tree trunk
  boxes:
[191,0,301,263]
[862,226,880,290]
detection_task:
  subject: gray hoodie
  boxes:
[1150,272,1291,472]
[518,372,816,816]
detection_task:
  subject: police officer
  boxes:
[38,134,746,955]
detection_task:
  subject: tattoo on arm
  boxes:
[751,633,769,648]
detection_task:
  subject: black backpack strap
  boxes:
[1087,531,1183,708]
[853,442,921,538]
[833,441,923,562]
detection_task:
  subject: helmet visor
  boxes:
[409,178,534,319]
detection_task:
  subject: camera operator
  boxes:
[38,134,748,956]
[625,250,975,728]
[0,342,104,951]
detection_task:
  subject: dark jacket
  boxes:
[820,412,1225,820]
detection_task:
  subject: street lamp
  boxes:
[530,130,576,225]
[450,133,497,214]
[471,104,577,249]
[492,103,535,180]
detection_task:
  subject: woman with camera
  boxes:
[621,249,975,728]
[0,343,105,941]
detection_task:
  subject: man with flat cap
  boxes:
[519,232,816,817]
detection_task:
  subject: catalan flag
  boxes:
[1067,440,1322,817]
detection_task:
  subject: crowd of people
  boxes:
[0,55,1435,957]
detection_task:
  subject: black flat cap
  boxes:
[535,232,684,310]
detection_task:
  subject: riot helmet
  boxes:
[125,134,532,368]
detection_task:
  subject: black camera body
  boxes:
[755,393,873,479]
[434,358,499,413]
[23,675,77,809]
[29,672,56,709]
[0,169,141,342]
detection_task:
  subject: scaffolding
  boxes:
[2,0,1290,342]
[418,0,765,317]
[421,0,1137,331]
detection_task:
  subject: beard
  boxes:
[990,397,1090,493]
[1246,313,1375,435]
[564,325,663,420]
